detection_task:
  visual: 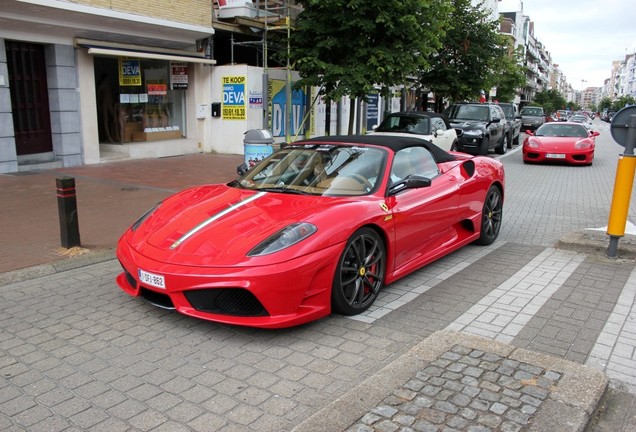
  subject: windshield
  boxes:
[535,124,588,138]
[448,105,489,121]
[375,115,431,135]
[236,145,387,196]
[521,107,543,116]
[500,105,515,117]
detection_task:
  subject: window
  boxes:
[391,147,439,183]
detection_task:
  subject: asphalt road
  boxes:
[1,119,635,431]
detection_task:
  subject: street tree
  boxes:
[287,0,452,134]
[418,0,506,111]
[491,45,526,102]
[612,95,636,111]
[533,89,567,114]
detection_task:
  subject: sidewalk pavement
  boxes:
[0,151,633,431]
[0,153,244,275]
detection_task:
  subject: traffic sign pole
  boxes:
[607,108,636,257]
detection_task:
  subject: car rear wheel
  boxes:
[475,186,503,245]
[332,227,385,315]
[513,133,520,146]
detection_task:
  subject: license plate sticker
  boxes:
[546,153,566,159]
[138,269,166,289]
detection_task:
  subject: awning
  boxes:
[86,47,216,65]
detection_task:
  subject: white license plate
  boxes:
[138,269,166,289]
[546,153,566,159]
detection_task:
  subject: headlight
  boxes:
[463,130,483,138]
[525,139,540,149]
[131,202,161,231]
[248,223,317,256]
[575,141,592,149]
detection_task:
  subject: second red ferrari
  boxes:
[523,122,599,165]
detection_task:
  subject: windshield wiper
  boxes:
[257,186,312,195]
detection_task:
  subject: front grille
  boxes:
[526,153,540,159]
[572,154,586,161]
[184,288,269,317]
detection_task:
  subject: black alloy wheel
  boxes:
[475,185,503,245]
[332,227,386,315]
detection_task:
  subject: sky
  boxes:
[499,0,636,90]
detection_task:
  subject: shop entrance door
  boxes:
[6,40,53,155]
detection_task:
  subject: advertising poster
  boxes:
[222,75,246,120]
[268,79,306,138]
[118,57,141,86]
[366,93,379,131]
[170,62,188,90]
[248,90,263,109]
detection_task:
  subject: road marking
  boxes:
[586,266,636,392]
[348,242,505,323]
[444,248,585,342]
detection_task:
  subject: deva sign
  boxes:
[222,76,246,120]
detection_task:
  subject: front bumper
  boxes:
[523,148,594,165]
[116,236,343,328]
[457,135,485,154]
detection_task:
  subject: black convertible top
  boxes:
[298,134,457,163]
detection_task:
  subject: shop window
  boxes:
[95,57,187,144]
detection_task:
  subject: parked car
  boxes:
[520,106,545,131]
[368,111,461,152]
[569,114,593,129]
[602,111,616,122]
[522,122,599,165]
[115,135,505,328]
[556,110,569,121]
[497,102,521,147]
[445,103,508,155]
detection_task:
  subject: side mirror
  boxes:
[237,163,248,176]
[389,174,431,195]
[590,131,600,137]
[526,130,535,136]
[454,128,464,138]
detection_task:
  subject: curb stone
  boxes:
[292,331,608,432]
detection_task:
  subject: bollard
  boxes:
[56,177,81,248]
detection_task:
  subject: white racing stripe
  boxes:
[170,192,266,249]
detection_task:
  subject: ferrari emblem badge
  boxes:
[359,267,366,276]
[380,202,389,213]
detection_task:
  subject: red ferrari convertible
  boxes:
[116,135,505,328]
[522,122,599,165]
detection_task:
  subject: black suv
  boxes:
[445,103,507,155]
[497,102,521,147]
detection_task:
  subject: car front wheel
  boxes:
[496,134,508,154]
[475,185,503,245]
[332,228,386,315]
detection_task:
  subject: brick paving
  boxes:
[2,120,636,430]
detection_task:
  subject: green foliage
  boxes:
[287,0,452,102]
[418,0,506,107]
[491,44,526,102]
[599,97,613,111]
[533,89,567,114]
[612,95,636,111]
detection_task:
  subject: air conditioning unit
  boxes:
[218,0,258,18]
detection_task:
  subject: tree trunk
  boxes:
[325,100,331,136]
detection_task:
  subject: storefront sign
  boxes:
[147,81,167,95]
[249,90,263,109]
[118,57,141,86]
[268,79,306,137]
[171,62,188,90]
[366,93,379,131]
[222,75,246,120]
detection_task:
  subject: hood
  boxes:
[449,120,486,131]
[533,136,585,150]
[130,185,337,266]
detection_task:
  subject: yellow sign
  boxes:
[222,76,246,120]
[118,57,141,86]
